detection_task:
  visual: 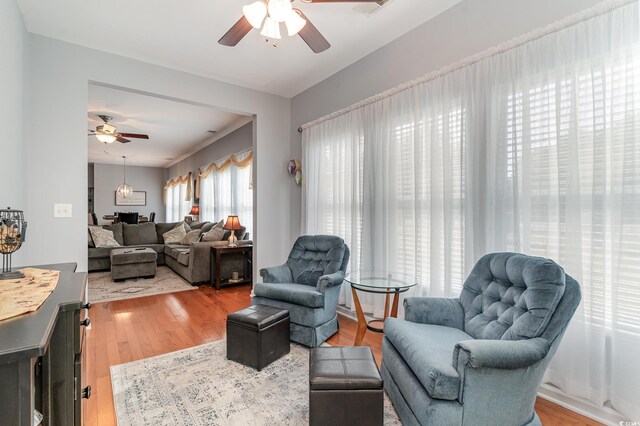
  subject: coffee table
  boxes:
[345,271,417,346]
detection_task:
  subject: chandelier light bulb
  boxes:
[243,1,267,29]
[260,16,281,39]
[267,0,292,22]
[285,9,306,36]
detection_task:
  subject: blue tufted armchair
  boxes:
[253,235,350,347]
[381,253,581,426]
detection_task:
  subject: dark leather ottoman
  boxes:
[227,304,290,371]
[309,346,383,426]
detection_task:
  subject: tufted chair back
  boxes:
[286,235,348,286]
[459,252,567,341]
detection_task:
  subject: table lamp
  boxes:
[189,204,200,222]
[224,215,241,247]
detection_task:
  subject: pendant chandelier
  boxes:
[116,156,133,199]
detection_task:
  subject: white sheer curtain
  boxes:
[165,181,189,222]
[200,151,253,235]
[302,1,639,419]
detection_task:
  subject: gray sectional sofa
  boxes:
[88,221,251,285]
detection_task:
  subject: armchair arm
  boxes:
[259,264,293,283]
[316,271,345,293]
[403,297,464,330]
[453,338,550,370]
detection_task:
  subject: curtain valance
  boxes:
[195,150,252,199]
[163,172,192,204]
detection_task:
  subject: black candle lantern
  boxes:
[0,207,27,279]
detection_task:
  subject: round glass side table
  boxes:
[344,271,417,346]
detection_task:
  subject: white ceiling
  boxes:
[87,84,250,168]
[17,0,462,98]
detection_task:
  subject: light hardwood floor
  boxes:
[84,284,602,426]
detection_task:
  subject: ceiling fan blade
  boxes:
[117,137,131,143]
[118,133,149,139]
[296,10,330,53]
[219,16,253,47]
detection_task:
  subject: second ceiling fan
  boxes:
[89,115,150,144]
[219,0,380,54]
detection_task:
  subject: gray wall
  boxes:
[93,163,166,224]
[24,34,291,275]
[289,0,605,240]
[168,122,253,178]
[1,0,27,266]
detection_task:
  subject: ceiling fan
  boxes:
[88,115,150,144]
[219,0,380,54]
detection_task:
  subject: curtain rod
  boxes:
[299,0,634,132]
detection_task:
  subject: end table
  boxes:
[210,245,253,290]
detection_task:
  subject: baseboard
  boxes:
[337,305,357,321]
[537,384,628,426]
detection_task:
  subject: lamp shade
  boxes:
[260,16,281,39]
[223,215,242,230]
[243,0,267,29]
[189,205,200,216]
[285,9,306,36]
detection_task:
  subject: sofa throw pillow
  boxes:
[88,226,120,248]
[180,229,202,245]
[200,220,223,233]
[163,223,188,244]
[201,227,225,242]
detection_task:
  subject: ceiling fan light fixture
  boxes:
[260,16,281,39]
[243,1,267,29]
[267,0,292,22]
[285,9,306,36]
[96,134,117,144]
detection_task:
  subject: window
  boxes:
[200,154,253,236]
[165,180,190,222]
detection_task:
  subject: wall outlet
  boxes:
[54,203,72,218]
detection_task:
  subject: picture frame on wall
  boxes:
[115,190,147,206]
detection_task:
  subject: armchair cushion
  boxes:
[384,318,472,401]
[253,283,324,308]
[286,235,346,286]
[460,253,566,341]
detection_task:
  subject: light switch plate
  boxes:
[54,204,72,218]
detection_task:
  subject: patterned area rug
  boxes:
[88,266,196,303]
[111,340,402,425]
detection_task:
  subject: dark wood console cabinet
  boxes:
[0,263,90,426]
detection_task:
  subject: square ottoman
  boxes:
[226,304,290,371]
[309,346,383,426]
[110,247,157,282]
